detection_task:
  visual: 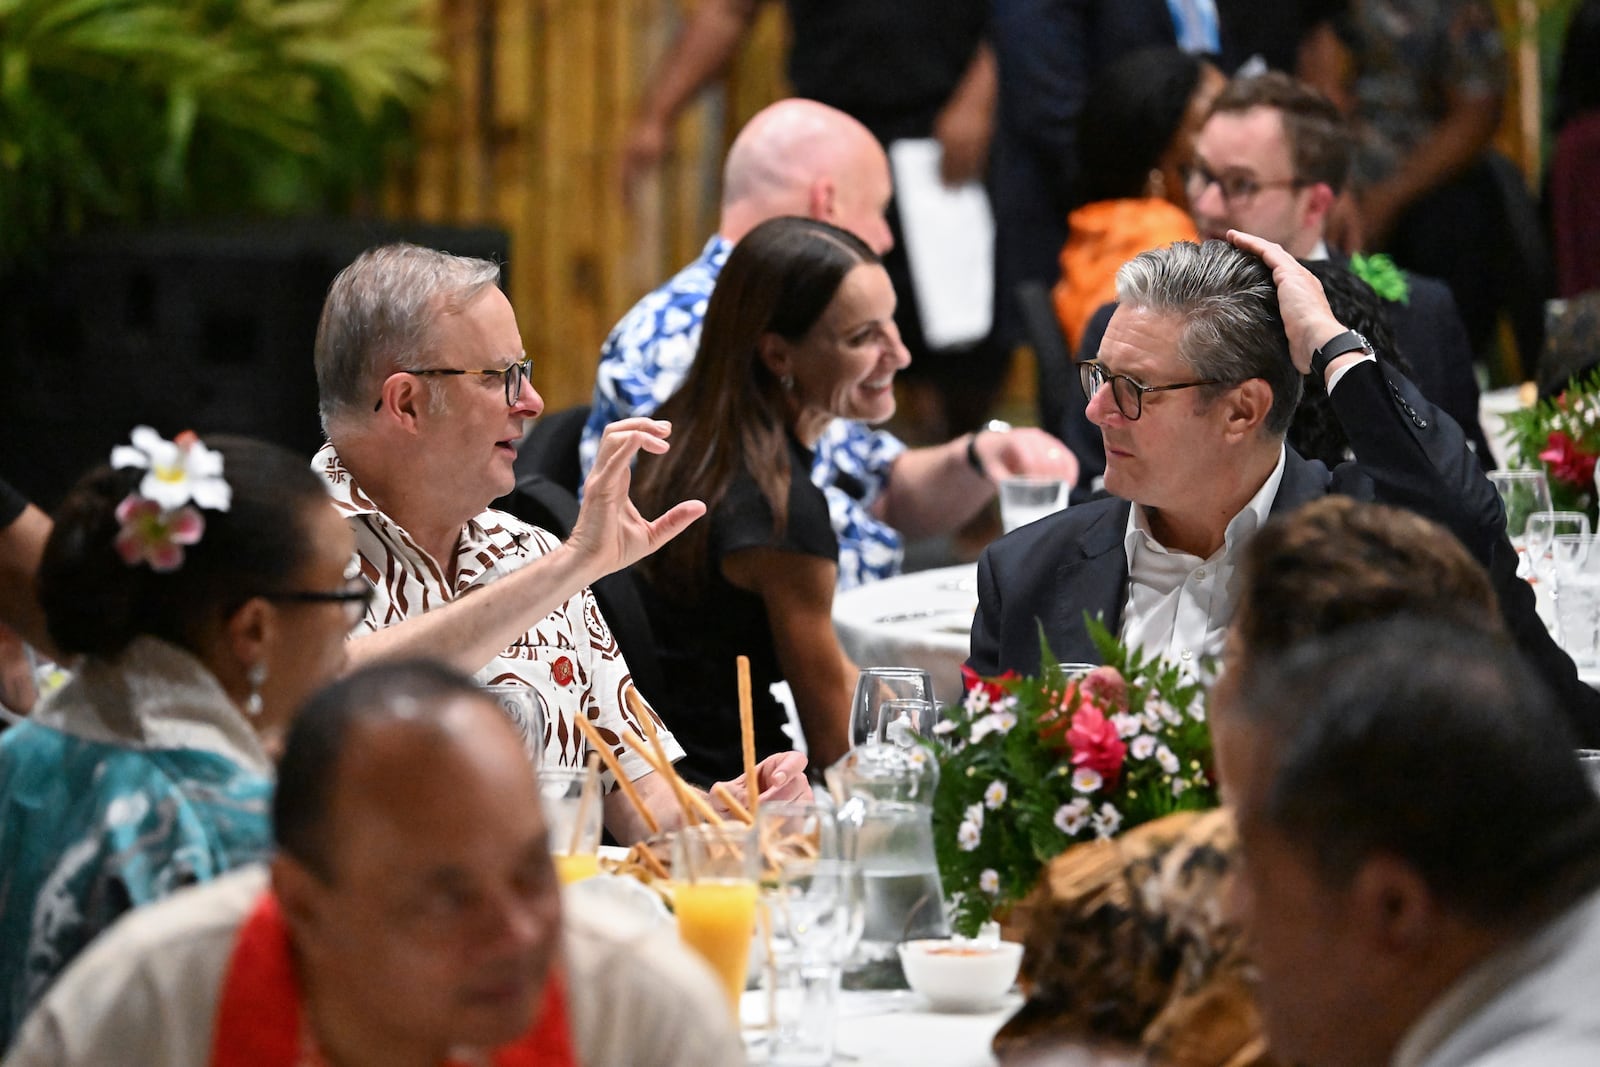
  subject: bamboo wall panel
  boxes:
[383,0,790,411]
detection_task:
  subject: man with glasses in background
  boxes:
[967,232,1516,683]
[1060,72,1490,490]
[311,243,810,844]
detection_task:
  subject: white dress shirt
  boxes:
[1119,447,1288,673]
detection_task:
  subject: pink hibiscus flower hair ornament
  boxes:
[109,427,231,573]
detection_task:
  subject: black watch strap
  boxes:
[965,419,1012,477]
[1310,329,1372,378]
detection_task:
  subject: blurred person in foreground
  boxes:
[1214,618,1600,1067]
[995,495,1508,1066]
[312,243,808,842]
[0,431,356,1046]
[632,217,902,780]
[589,98,1077,590]
[4,660,743,1066]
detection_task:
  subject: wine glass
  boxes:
[1527,511,1591,566]
[877,698,938,749]
[1488,470,1554,578]
[850,667,935,748]
[1526,511,1592,630]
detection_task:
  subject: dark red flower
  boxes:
[961,664,1018,706]
[1539,430,1598,489]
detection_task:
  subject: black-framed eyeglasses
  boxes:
[1184,160,1305,205]
[373,354,535,411]
[1079,360,1225,421]
[262,581,374,628]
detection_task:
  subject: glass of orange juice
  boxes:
[673,823,759,1017]
[538,765,603,884]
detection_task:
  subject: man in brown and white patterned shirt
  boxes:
[311,242,811,842]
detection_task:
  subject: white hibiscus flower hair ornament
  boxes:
[110,427,232,573]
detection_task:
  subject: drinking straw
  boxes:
[738,655,757,816]
[620,728,711,827]
[710,783,753,825]
[571,713,660,835]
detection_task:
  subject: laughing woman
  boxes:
[631,217,908,784]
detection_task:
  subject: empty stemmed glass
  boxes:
[850,667,936,748]
[1489,470,1554,579]
[1526,511,1592,632]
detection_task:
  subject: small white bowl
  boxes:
[897,938,1024,1012]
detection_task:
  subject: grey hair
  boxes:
[1115,239,1302,435]
[315,243,503,431]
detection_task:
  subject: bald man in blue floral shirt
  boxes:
[585,100,1078,588]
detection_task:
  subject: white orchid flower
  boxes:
[112,426,231,512]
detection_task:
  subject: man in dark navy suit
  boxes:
[969,235,1600,746]
[1060,72,1492,487]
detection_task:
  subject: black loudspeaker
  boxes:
[0,220,508,510]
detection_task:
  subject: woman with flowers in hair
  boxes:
[0,429,360,1046]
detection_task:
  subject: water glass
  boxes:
[483,682,548,767]
[1552,534,1600,666]
[673,824,760,1019]
[850,667,936,748]
[998,476,1068,534]
[1489,470,1553,576]
[538,765,603,884]
[767,859,864,1066]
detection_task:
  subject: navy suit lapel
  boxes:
[1271,448,1332,514]
[1047,501,1131,665]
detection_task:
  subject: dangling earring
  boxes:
[245,662,267,717]
[780,374,795,392]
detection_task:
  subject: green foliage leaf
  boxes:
[0,0,444,262]
[933,614,1218,936]
[1499,369,1600,523]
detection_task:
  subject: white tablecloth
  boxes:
[1479,384,1528,471]
[832,564,979,705]
[743,989,1016,1066]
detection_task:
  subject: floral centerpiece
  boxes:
[1502,369,1600,525]
[932,620,1216,937]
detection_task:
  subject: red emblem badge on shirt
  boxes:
[551,656,574,686]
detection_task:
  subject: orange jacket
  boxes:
[1052,199,1198,351]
